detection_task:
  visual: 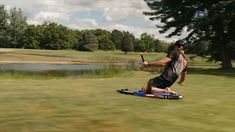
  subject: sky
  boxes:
[0,0,186,42]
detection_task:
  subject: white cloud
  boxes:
[34,11,70,22]
[1,0,150,27]
[76,18,98,29]
[65,0,150,21]
[68,18,98,30]
[101,0,149,21]
[103,7,134,21]
[1,0,149,22]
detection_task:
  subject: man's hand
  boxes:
[178,81,184,86]
[143,61,149,67]
[178,71,186,86]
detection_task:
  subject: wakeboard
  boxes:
[117,89,183,99]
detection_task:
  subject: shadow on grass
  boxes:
[188,67,235,78]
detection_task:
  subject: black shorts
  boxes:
[147,75,178,89]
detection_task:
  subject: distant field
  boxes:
[0,48,234,132]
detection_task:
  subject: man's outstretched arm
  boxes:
[143,57,172,67]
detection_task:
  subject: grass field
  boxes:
[0,49,234,132]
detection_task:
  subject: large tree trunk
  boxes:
[220,41,233,69]
[221,55,232,69]
[215,22,233,69]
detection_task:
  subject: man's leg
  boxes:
[141,83,169,93]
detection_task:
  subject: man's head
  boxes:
[174,40,186,51]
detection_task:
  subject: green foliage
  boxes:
[40,22,77,50]
[21,25,40,49]
[154,40,169,52]
[98,36,115,51]
[121,32,134,53]
[79,30,98,51]
[134,38,145,52]
[8,7,27,48]
[187,40,210,57]
[141,33,155,52]
[94,29,115,50]
[0,5,10,48]
[111,29,123,50]
[72,30,83,50]
[144,0,235,69]
[134,33,168,52]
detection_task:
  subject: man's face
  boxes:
[178,46,184,50]
[176,46,185,53]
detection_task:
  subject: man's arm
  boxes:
[143,57,172,67]
[178,71,187,86]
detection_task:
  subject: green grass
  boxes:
[0,71,234,132]
[0,49,235,132]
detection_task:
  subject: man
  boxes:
[142,40,187,93]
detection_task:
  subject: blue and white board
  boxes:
[117,89,183,99]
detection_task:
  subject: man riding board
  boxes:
[142,40,188,94]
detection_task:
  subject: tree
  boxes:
[144,0,235,69]
[21,25,40,49]
[154,40,169,52]
[121,32,134,54]
[0,5,10,48]
[79,30,98,51]
[8,7,27,48]
[98,36,115,51]
[111,30,123,50]
[40,22,77,50]
[94,29,115,50]
[73,30,83,50]
[134,33,161,52]
[140,33,155,52]
[134,38,145,52]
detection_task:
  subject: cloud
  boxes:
[76,18,98,29]
[102,0,149,21]
[1,0,149,26]
[103,7,136,21]
[34,11,70,22]
[64,0,149,21]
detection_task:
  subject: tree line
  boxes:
[0,4,169,53]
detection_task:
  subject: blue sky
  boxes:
[0,0,186,42]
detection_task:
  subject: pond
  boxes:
[0,63,103,72]
[0,63,106,78]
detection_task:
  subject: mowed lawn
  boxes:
[0,71,234,132]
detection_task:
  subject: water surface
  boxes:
[0,63,104,78]
[0,63,103,72]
